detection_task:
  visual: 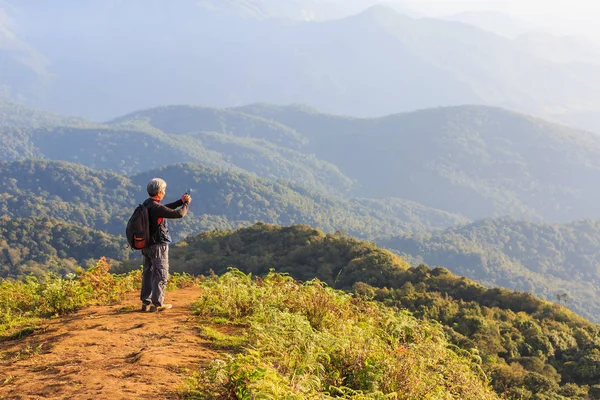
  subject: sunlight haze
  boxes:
[408,0,600,38]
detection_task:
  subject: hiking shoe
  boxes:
[150,304,172,312]
[141,303,151,312]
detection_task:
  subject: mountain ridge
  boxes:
[5,101,600,223]
[3,1,600,130]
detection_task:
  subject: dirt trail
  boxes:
[0,287,218,400]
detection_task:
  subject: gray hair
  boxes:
[147,178,167,197]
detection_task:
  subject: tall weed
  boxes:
[184,269,498,399]
[0,257,138,337]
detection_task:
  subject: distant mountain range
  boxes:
[0,101,355,196]
[234,103,600,222]
[4,101,600,223]
[2,1,600,132]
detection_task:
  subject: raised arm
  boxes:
[153,202,189,219]
[164,199,184,209]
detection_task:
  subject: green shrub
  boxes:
[0,257,139,337]
[183,269,498,399]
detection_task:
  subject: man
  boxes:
[140,178,191,312]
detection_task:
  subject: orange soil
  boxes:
[0,287,219,400]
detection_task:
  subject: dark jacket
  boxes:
[143,198,189,245]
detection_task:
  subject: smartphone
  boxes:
[186,188,192,195]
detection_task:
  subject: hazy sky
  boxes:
[411,0,600,37]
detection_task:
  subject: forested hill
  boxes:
[0,216,128,278]
[0,159,462,242]
[121,223,600,400]
[378,217,600,323]
[0,101,85,128]
[110,102,600,222]
[108,105,308,148]
[5,101,600,224]
[0,159,137,233]
[0,102,354,196]
[234,104,600,222]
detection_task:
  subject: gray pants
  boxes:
[140,244,169,306]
